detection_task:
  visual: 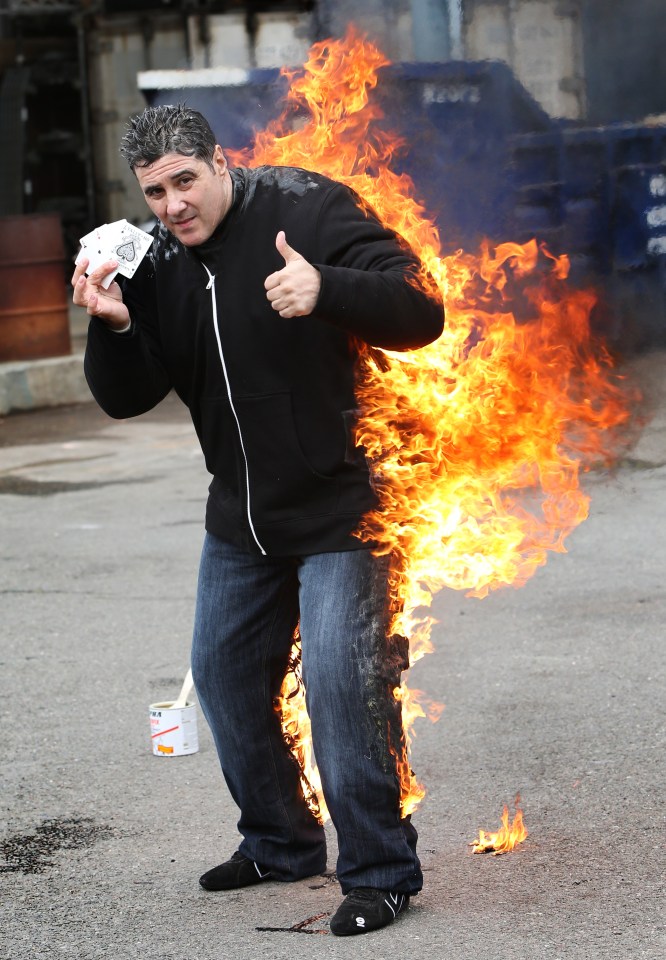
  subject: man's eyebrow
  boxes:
[143,168,198,194]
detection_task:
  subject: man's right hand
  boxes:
[71,257,131,331]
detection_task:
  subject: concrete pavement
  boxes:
[0,350,664,959]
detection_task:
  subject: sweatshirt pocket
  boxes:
[235,392,339,521]
[198,395,245,497]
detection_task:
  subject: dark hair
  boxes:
[120,104,217,171]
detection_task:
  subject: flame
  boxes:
[275,633,329,824]
[241,29,638,820]
[471,796,529,855]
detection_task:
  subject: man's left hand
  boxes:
[264,231,321,318]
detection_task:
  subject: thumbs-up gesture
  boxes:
[264,231,321,318]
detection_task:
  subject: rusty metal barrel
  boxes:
[0,213,72,361]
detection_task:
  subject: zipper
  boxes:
[202,264,267,556]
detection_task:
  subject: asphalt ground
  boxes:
[0,351,664,960]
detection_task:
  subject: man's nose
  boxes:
[166,194,187,217]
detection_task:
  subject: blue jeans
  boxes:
[190,533,422,895]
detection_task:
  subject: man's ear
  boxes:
[213,144,227,176]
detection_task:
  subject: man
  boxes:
[73,104,443,936]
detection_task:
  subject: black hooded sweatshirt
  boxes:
[84,165,444,556]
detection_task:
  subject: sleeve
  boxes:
[310,183,444,351]
[83,256,172,419]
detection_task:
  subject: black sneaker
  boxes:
[329,887,410,935]
[199,851,273,891]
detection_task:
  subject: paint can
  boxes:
[149,701,199,756]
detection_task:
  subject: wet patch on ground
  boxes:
[0,475,154,495]
[0,817,114,874]
[619,456,666,469]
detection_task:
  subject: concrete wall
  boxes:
[464,0,585,119]
[86,14,189,226]
[463,0,585,120]
[187,11,313,70]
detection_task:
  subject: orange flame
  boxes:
[248,29,638,819]
[274,633,329,824]
[471,796,529,855]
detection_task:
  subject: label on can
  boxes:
[149,701,199,756]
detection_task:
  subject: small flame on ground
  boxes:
[252,28,639,821]
[471,795,529,855]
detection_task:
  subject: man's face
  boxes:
[135,145,231,247]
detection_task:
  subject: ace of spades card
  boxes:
[76,219,153,289]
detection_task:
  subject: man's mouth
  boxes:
[172,216,195,229]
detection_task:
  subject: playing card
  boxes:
[79,224,107,247]
[106,220,154,280]
[76,219,153,289]
[76,233,117,289]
